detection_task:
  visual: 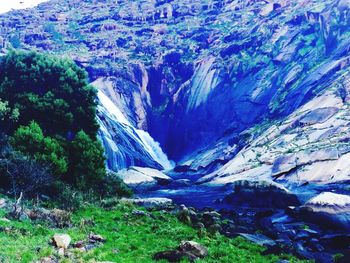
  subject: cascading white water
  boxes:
[98,91,131,125]
[134,129,173,170]
[97,90,174,171]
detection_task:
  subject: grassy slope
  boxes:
[0,203,306,263]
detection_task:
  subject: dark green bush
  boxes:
[50,181,89,210]
[11,121,68,176]
[0,50,98,137]
[68,130,106,190]
[0,51,109,195]
[99,172,133,198]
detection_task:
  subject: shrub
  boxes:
[0,50,99,137]
[0,152,53,198]
[0,99,19,133]
[50,181,89,211]
[99,172,133,198]
[68,131,106,190]
[11,121,68,176]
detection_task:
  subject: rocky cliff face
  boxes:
[4,0,350,160]
[1,0,350,213]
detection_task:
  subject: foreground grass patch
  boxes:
[0,204,305,263]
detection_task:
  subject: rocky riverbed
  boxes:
[117,193,350,263]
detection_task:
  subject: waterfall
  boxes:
[97,90,174,171]
[134,129,173,170]
[97,91,131,125]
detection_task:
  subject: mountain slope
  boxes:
[1,0,350,207]
[3,0,350,162]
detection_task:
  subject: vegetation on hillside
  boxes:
[0,50,128,202]
[0,50,98,137]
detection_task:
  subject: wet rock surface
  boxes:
[222,180,300,208]
[165,203,350,262]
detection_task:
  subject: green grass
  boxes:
[0,203,305,263]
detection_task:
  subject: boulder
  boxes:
[89,233,106,243]
[239,233,276,247]
[202,211,221,226]
[301,192,350,230]
[53,234,71,249]
[179,241,208,258]
[131,210,150,217]
[223,180,300,208]
[117,167,172,189]
[304,192,350,211]
[153,241,208,262]
[153,250,192,262]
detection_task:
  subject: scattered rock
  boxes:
[240,233,276,247]
[153,241,208,262]
[85,244,97,251]
[179,241,208,258]
[19,213,30,222]
[0,198,7,209]
[53,234,71,249]
[131,210,150,217]
[73,240,85,248]
[89,233,106,243]
[57,248,65,256]
[121,197,173,209]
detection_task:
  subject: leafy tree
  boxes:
[11,121,68,176]
[0,51,109,199]
[0,50,99,137]
[69,131,106,190]
[0,99,19,133]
